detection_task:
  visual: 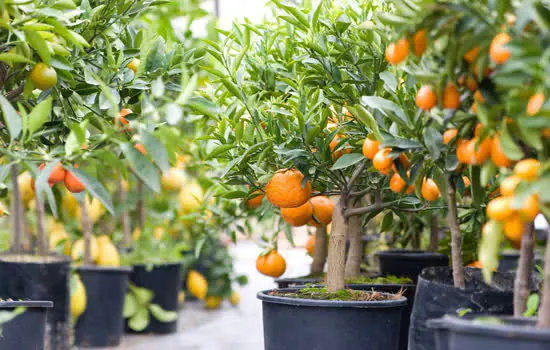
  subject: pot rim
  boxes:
[257,288,407,308]
[436,315,550,340]
[0,253,71,264]
[131,261,183,268]
[0,300,53,308]
[375,249,448,260]
[75,265,133,273]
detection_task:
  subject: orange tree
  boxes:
[198,0,448,292]
[383,0,550,326]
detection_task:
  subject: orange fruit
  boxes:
[392,153,409,172]
[462,176,471,188]
[118,108,132,126]
[520,194,539,222]
[385,38,409,64]
[500,176,521,197]
[443,83,460,109]
[390,172,414,194]
[127,58,140,74]
[458,75,478,91]
[306,235,315,256]
[464,46,480,63]
[134,143,147,156]
[514,159,540,181]
[309,195,334,227]
[39,162,66,185]
[416,85,437,111]
[281,202,313,227]
[467,261,483,268]
[474,123,483,137]
[486,196,513,221]
[330,135,352,160]
[31,63,57,91]
[467,137,492,165]
[527,93,545,116]
[456,139,470,164]
[246,190,264,209]
[421,178,440,201]
[503,214,524,243]
[266,169,312,208]
[489,33,512,64]
[443,129,458,144]
[413,29,427,57]
[64,166,85,193]
[373,149,393,173]
[362,138,380,160]
[491,135,513,168]
[472,90,485,114]
[256,250,286,278]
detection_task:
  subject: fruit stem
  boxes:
[537,226,550,328]
[80,197,93,265]
[35,197,48,256]
[120,179,131,246]
[10,164,23,254]
[326,197,347,292]
[310,226,327,275]
[137,179,145,230]
[444,175,465,289]
[345,199,363,278]
[514,223,534,317]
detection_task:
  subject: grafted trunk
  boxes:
[429,214,439,252]
[326,199,347,292]
[120,179,131,246]
[310,226,327,275]
[35,198,47,256]
[444,176,465,289]
[344,213,363,278]
[80,198,93,265]
[514,223,534,317]
[10,165,23,254]
[137,180,145,230]
[537,227,550,328]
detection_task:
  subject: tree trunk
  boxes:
[537,227,550,328]
[10,165,23,254]
[429,213,439,252]
[137,180,145,230]
[444,176,465,289]
[326,198,347,292]
[344,212,363,278]
[80,198,93,265]
[120,179,131,246]
[514,223,534,317]
[35,198,48,256]
[310,226,327,275]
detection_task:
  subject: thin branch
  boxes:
[350,188,370,198]
[344,200,397,218]
[347,161,366,191]
[6,84,24,101]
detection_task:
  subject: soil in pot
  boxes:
[433,315,550,350]
[409,266,516,350]
[257,287,407,350]
[0,254,71,349]
[375,249,449,282]
[74,265,132,347]
[0,300,52,349]
[125,262,182,334]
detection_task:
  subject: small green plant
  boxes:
[274,286,403,302]
[123,283,178,332]
[0,307,25,336]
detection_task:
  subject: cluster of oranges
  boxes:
[362,138,441,201]
[31,162,85,194]
[486,159,540,246]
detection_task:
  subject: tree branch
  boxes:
[347,161,366,192]
[6,84,24,101]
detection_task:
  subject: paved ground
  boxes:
[120,239,311,350]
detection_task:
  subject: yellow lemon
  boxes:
[205,296,223,309]
[49,230,69,252]
[88,197,106,224]
[229,291,240,306]
[71,236,99,263]
[18,171,34,204]
[161,168,186,192]
[179,182,203,213]
[71,275,87,320]
[187,270,208,300]
[62,190,79,218]
[153,226,165,240]
[96,235,120,267]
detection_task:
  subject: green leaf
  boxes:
[349,105,382,140]
[500,121,524,160]
[423,127,443,160]
[380,212,393,232]
[479,220,504,284]
[140,129,170,173]
[120,142,161,193]
[0,53,34,64]
[26,96,52,138]
[361,96,410,129]
[524,294,539,317]
[0,95,22,141]
[24,30,51,64]
[129,309,150,332]
[149,304,178,322]
[123,293,138,318]
[130,285,154,305]
[0,307,24,325]
[331,154,364,170]
[206,144,234,160]
[63,165,115,215]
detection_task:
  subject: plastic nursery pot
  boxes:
[426,317,450,350]
[498,250,544,272]
[431,315,550,350]
[274,276,323,289]
[0,254,71,349]
[257,288,407,350]
[126,262,182,334]
[74,265,132,347]
[348,283,416,350]
[0,300,53,349]
[375,249,449,282]
[409,266,515,350]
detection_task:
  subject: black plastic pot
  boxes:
[275,276,323,289]
[0,300,52,349]
[498,250,544,272]
[431,315,550,350]
[375,249,449,282]
[348,283,416,350]
[126,262,182,334]
[0,254,71,349]
[258,288,407,350]
[74,265,132,347]
[426,317,450,350]
[408,266,515,350]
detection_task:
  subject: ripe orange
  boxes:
[134,144,147,156]
[281,202,313,227]
[392,153,409,172]
[246,190,264,209]
[489,33,512,64]
[39,162,66,185]
[462,176,471,188]
[413,30,427,57]
[527,93,545,116]
[266,169,312,208]
[458,74,478,91]
[520,194,539,222]
[256,250,286,278]
[309,195,334,227]
[464,46,480,63]
[443,129,458,144]
[416,85,437,111]
[330,135,352,160]
[467,137,492,165]
[472,90,485,114]
[503,214,524,243]
[474,123,483,137]
[456,139,470,164]
[31,63,57,91]
[443,83,460,109]
[362,138,380,160]
[373,149,393,173]
[514,159,540,181]
[385,38,409,65]
[467,261,482,268]
[421,178,440,201]
[486,196,513,221]
[500,175,521,196]
[306,235,315,256]
[118,108,132,126]
[490,135,513,168]
[64,167,85,193]
[127,58,140,74]
[390,172,414,194]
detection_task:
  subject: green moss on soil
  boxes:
[271,286,402,301]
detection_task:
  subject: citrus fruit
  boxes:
[96,235,120,267]
[71,274,87,320]
[256,250,286,278]
[373,148,393,173]
[127,58,140,74]
[266,169,312,208]
[421,178,440,201]
[527,93,544,116]
[329,135,352,160]
[500,175,521,197]
[416,85,437,110]
[39,162,66,185]
[281,201,313,227]
[514,159,540,181]
[64,166,85,193]
[486,196,513,221]
[205,296,223,309]
[503,214,524,243]
[134,143,147,156]
[309,195,334,227]
[179,182,203,213]
[31,63,57,90]
[456,140,470,164]
[443,83,460,109]
[18,171,35,203]
[490,135,513,168]
[71,236,99,263]
[118,108,132,125]
[520,194,539,222]
[489,33,511,64]
[161,167,186,192]
[306,235,315,256]
[413,29,427,57]
[246,190,265,209]
[385,38,409,64]
[467,137,492,165]
[390,172,414,194]
[443,129,458,145]
[467,261,482,268]
[230,291,240,306]
[187,270,208,300]
[464,46,480,63]
[362,138,380,160]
